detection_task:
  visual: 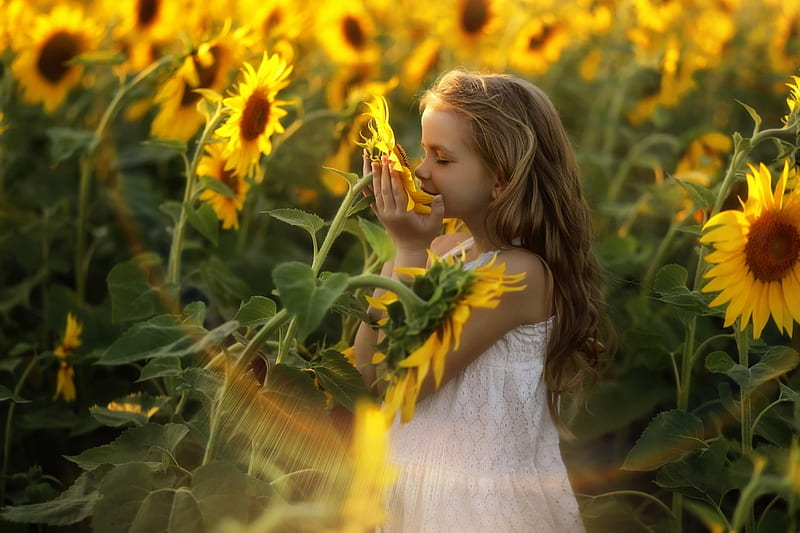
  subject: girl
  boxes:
[355,70,609,532]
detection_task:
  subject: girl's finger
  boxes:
[373,161,385,211]
[379,161,396,211]
[362,150,371,177]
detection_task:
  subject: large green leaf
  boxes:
[186,201,219,246]
[358,217,395,264]
[0,384,29,403]
[272,262,349,340]
[622,409,706,471]
[89,393,171,427]
[310,350,371,411]
[233,296,277,327]
[106,253,176,323]
[66,423,190,471]
[268,208,325,235]
[264,363,328,412]
[655,437,731,502]
[706,346,799,393]
[98,313,239,366]
[0,466,109,526]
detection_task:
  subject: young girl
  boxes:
[354,69,609,532]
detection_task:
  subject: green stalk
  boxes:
[1,354,42,505]
[166,102,225,287]
[74,56,174,304]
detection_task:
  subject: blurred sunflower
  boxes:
[509,13,570,75]
[151,27,245,141]
[327,402,396,533]
[369,253,525,422]
[400,37,442,94]
[105,0,184,72]
[672,132,732,221]
[241,0,309,43]
[10,4,102,113]
[215,51,292,180]
[783,75,800,127]
[197,143,251,230]
[358,95,434,214]
[316,2,379,65]
[53,312,82,402]
[701,161,800,338]
[436,0,509,66]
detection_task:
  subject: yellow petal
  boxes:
[784,269,800,324]
[398,331,438,368]
[751,282,770,339]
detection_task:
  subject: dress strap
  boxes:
[439,236,475,261]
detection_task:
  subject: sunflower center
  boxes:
[264,8,284,32]
[180,47,220,107]
[744,212,800,282]
[528,24,556,51]
[219,166,238,192]
[37,31,81,84]
[137,0,159,28]
[460,0,489,36]
[240,90,271,141]
[342,15,365,50]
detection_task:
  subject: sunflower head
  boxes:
[370,252,525,422]
[701,160,800,338]
[358,95,435,214]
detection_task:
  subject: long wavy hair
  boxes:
[420,70,611,431]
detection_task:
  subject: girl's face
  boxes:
[415,106,496,225]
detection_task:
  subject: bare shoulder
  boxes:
[429,231,472,257]
[497,248,553,324]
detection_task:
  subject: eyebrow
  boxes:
[421,142,455,155]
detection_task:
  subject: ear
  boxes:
[490,173,503,200]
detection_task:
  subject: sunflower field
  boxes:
[1,0,800,531]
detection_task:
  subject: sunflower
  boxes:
[214,51,292,180]
[151,28,243,141]
[783,75,800,127]
[509,13,571,75]
[315,1,379,65]
[328,401,396,533]
[53,312,82,402]
[10,4,102,113]
[197,142,251,230]
[435,0,509,66]
[701,161,800,338]
[358,95,434,214]
[105,0,184,73]
[369,252,526,422]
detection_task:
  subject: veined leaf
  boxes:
[0,384,29,403]
[310,350,371,411]
[321,165,358,187]
[106,254,176,323]
[268,208,325,235]
[622,409,706,471]
[233,296,277,327]
[707,347,799,393]
[272,262,349,340]
[358,217,395,264]
[186,201,219,246]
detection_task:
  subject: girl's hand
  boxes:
[372,157,444,253]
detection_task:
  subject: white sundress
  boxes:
[381,238,585,533]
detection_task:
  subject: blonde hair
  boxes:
[421,69,611,430]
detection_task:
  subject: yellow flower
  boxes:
[327,402,396,533]
[215,51,292,180]
[10,4,102,113]
[359,95,435,214]
[53,312,82,402]
[104,0,184,73]
[509,14,571,76]
[701,161,800,338]
[197,143,251,230]
[436,0,509,66]
[151,27,243,141]
[106,400,159,418]
[783,75,800,128]
[315,1,379,66]
[373,253,525,423]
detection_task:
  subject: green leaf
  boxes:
[66,423,190,471]
[736,99,762,132]
[159,201,182,226]
[358,217,395,264]
[0,384,29,403]
[98,313,238,366]
[233,296,277,327]
[321,165,358,187]
[91,462,176,533]
[268,208,325,235]
[138,357,182,382]
[673,177,717,209]
[706,347,799,393]
[141,138,188,154]
[310,350,371,411]
[106,253,175,323]
[46,127,94,161]
[186,202,219,246]
[272,262,349,340]
[190,461,251,527]
[655,438,731,502]
[622,409,706,471]
[199,174,236,198]
[653,264,688,294]
[0,467,109,525]
[90,394,171,427]
[264,363,327,412]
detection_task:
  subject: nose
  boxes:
[414,159,429,181]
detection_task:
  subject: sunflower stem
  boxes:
[236,308,291,374]
[166,101,225,287]
[73,55,175,304]
[347,274,427,316]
